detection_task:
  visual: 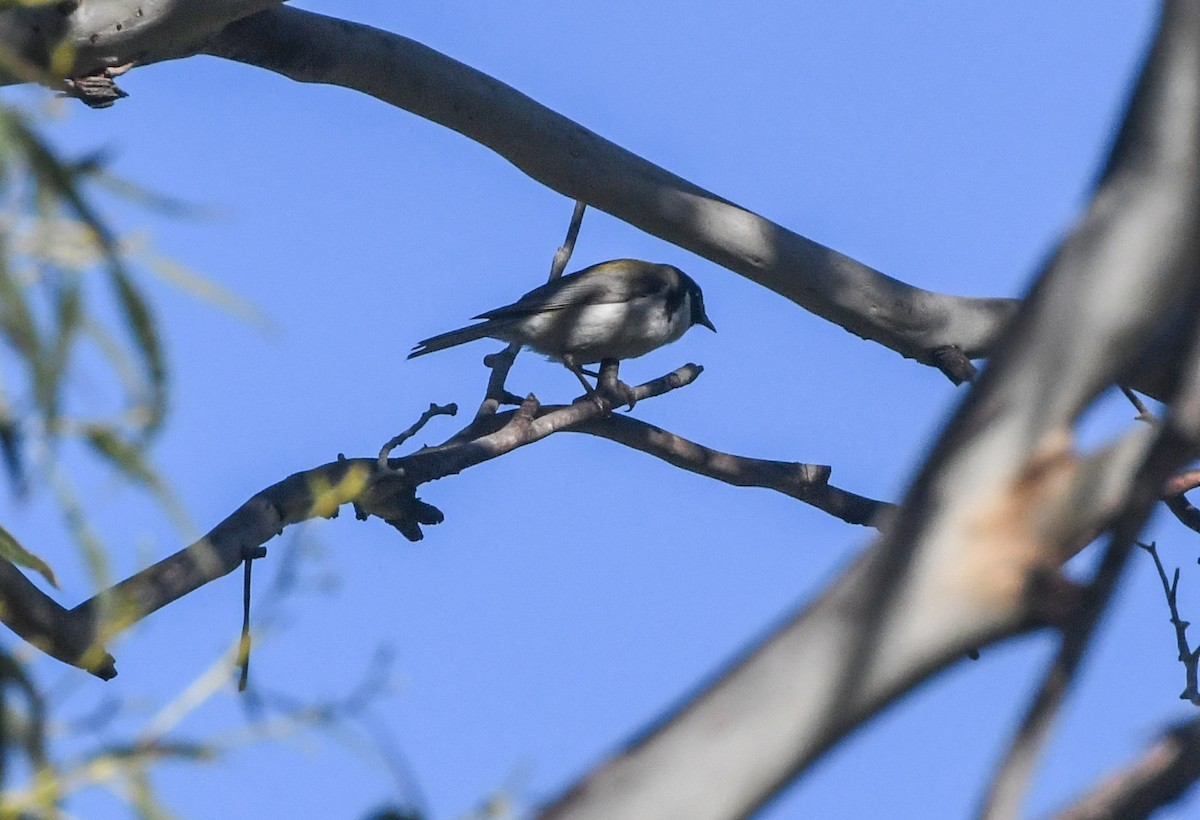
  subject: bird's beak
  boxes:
[699,314,716,332]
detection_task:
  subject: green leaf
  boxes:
[0,521,57,588]
[142,252,267,328]
[82,424,193,536]
[0,110,169,433]
[0,252,43,365]
[108,267,166,433]
[82,425,159,489]
[0,110,118,252]
[0,385,25,492]
[0,251,58,428]
[44,277,82,422]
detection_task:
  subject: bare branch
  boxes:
[0,0,286,81]
[575,414,888,528]
[1161,469,1200,533]
[475,202,588,421]
[0,363,703,676]
[538,0,1200,814]
[1052,717,1200,820]
[1122,385,1156,423]
[198,7,1018,378]
[377,402,458,467]
[3,4,1189,401]
[549,201,587,281]
[1138,541,1200,705]
[0,1,1188,407]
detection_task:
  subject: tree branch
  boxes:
[4,5,1188,399]
[575,414,888,528]
[0,363,704,677]
[0,3,1193,816]
[475,201,587,421]
[0,354,900,679]
[0,0,286,82]
[196,6,1018,377]
[538,0,1200,814]
[1138,541,1200,705]
[1052,717,1200,820]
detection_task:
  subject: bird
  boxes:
[408,258,715,403]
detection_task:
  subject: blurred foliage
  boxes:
[0,95,250,818]
[0,50,415,819]
[0,95,186,816]
[0,106,166,466]
[0,98,190,586]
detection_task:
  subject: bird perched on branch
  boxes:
[408,258,715,404]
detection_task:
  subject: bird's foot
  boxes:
[597,358,637,411]
[574,386,633,413]
[597,380,636,411]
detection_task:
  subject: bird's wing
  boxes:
[473,260,668,320]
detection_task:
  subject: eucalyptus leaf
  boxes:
[82,425,158,489]
[0,521,57,588]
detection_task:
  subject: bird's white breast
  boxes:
[512,293,691,363]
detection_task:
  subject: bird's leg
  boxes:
[597,358,637,411]
[561,355,599,396]
[562,356,635,411]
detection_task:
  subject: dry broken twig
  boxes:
[1139,541,1200,705]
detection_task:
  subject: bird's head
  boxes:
[673,268,715,332]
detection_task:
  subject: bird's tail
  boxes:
[408,322,497,359]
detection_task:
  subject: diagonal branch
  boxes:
[0,363,703,677]
[3,4,1185,400]
[1138,541,1200,704]
[1162,469,1200,533]
[198,7,1018,376]
[575,414,888,527]
[538,0,1200,815]
[1051,717,1200,820]
[0,357,899,678]
[0,2,1017,381]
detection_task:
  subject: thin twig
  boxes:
[475,200,588,419]
[1161,470,1200,534]
[1138,541,1200,704]
[236,546,267,693]
[475,345,524,421]
[377,403,458,468]
[1122,385,1156,424]
[549,200,587,281]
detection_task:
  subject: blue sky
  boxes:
[5,1,1195,817]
